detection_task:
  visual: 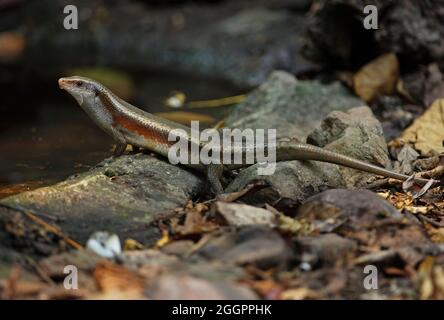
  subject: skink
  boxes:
[58,76,437,194]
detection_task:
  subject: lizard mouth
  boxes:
[58,78,84,105]
[58,78,67,89]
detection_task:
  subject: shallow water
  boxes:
[0,69,244,198]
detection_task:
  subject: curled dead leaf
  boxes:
[392,99,444,156]
[353,53,399,103]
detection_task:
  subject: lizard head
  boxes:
[58,76,101,107]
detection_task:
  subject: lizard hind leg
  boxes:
[206,164,225,195]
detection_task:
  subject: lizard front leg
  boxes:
[110,128,128,157]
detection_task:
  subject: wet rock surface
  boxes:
[0,154,204,244]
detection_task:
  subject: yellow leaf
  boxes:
[393,99,444,156]
[123,238,144,251]
[353,53,399,102]
[155,230,170,248]
[155,111,216,125]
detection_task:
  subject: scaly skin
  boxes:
[58,76,437,194]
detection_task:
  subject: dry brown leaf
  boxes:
[172,202,218,236]
[387,192,414,209]
[245,280,284,300]
[423,222,444,243]
[216,202,276,227]
[384,191,434,213]
[393,99,444,156]
[353,53,399,102]
[93,261,145,299]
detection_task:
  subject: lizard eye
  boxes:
[76,81,83,87]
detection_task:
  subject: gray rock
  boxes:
[0,154,204,244]
[307,106,391,187]
[196,226,293,269]
[38,249,102,277]
[161,240,195,257]
[296,233,358,267]
[225,71,365,139]
[225,71,388,199]
[119,248,247,282]
[297,189,402,232]
[226,160,345,203]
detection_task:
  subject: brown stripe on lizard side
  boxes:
[98,91,173,146]
[113,114,173,146]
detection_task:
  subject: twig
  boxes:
[419,165,444,180]
[418,214,444,228]
[188,94,246,108]
[23,211,82,250]
[2,265,21,299]
[24,256,55,285]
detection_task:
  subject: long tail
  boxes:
[276,142,437,185]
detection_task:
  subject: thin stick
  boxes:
[23,211,82,250]
[188,94,246,108]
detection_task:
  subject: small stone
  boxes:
[297,189,401,231]
[295,233,358,267]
